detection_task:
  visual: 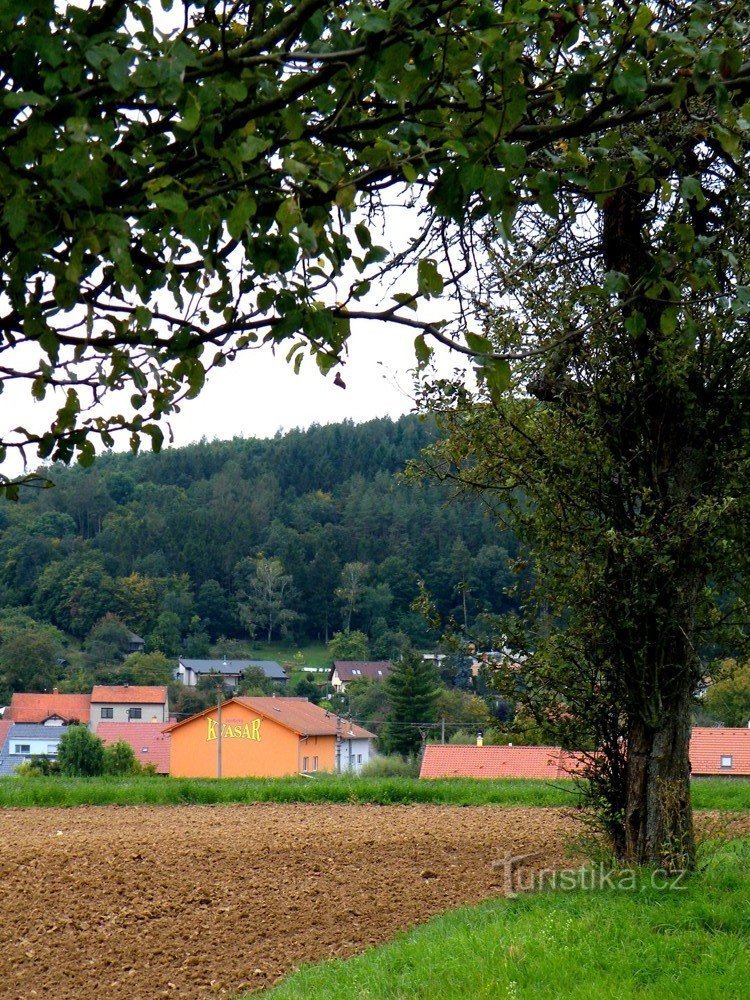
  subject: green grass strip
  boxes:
[0,774,747,810]
[260,838,750,1000]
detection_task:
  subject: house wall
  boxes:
[338,737,373,773]
[169,703,336,778]
[90,702,168,726]
[9,737,61,757]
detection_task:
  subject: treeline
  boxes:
[0,416,521,673]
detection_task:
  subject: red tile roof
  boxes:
[96,722,171,774]
[164,697,375,740]
[690,727,750,776]
[91,685,168,704]
[419,744,585,780]
[331,661,392,683]
[0,718,13,750]
[7,693,91,725]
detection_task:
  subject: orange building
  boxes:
[164,697,375,779]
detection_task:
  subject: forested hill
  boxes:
[0,415,520,661]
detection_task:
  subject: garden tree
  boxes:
[236,555,297,642]
[344,676,392,727]
[57,725,105,777]
[381,651,440,757]
[416,111,750,868]
[327,629,370,662]
[2,2,748,494]
[704,662,750,728]
[103,739,141,776]
[434,688,494,732]
[237,665,275,696]
[336,561,369,633]
[195,579,235,641]
[0,631,59,694]
[121,650,174,686]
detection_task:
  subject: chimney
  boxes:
[476,731,484,747]
[52,687,59,695]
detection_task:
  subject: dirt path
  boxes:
[0,804,746,999]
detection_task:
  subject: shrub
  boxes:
[360,754,420,778]
[103,740,141,776]
[57,725,105,776]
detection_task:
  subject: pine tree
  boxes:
[382,652,440,758]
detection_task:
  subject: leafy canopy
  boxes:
[2,2,748,492]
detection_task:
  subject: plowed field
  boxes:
[0,804,746,999]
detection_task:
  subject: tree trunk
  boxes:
[624,686,695,871]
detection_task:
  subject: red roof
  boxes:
[690,728,750,776]
[96,722,170,774]
[164,697,374,740]
[0,718,13,750]
[7,692,91,725]
[91,686,168,705]
[420,744,584,780]
[331,661,392,683]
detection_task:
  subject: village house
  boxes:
[164,696,375,778]
[0,723,65,774]
[7,690,92,726]
[96,721,171,774]
[329,660,392,692]
[689,727,750,777]
[175,657,287,689]
[89,685,169,725]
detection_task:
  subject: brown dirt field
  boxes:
[0,805,747,1000]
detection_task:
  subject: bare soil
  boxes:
[0,804,746,1000]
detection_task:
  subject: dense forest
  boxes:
[0,416,523,701]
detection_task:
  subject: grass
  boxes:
[259,837,750,999]
[0,774,747,810]
[211,641,331,669]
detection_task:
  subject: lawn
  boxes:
[0,774,747,810]
[211,640,331,669]
[260,837,750,999]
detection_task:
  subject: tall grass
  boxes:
[260,837,750,999]
[0,774,576,808]
[0,774,747,810]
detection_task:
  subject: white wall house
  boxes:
[89,686,169,726]
[339,735,374,773]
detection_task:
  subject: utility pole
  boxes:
[441,717,446,745]
[217,688,223,780]
[335,712,341,775]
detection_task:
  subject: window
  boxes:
[100,707,113,719]
[312,756,318,771]
[128,708,142,720]
[357,754,362,764]
[302,756,309,772]
[721,755,733,769]
[14,744,30,754]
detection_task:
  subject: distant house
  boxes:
[97,721,170,774]
[127,632,146,654]
[690,727,750,777]
[419,744,584,781]
[329,660,392,692]
[164,696,374,778]
[89,685,169,725]
[0,723,65,774]
[7,690,91,726]
[175,658,287,689]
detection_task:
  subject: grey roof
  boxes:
[179,658,287,680]
[128,632,145,643]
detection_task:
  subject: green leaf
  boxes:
[414,334,432,365]
[176,92,201,132]
[152,191,189,214]
[481,358,511,401]
[227,192,257,239]
[465,331,494,356]
[417,259,444,297]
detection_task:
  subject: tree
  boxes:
[416,108,750,869]
[381,651,440,757]
[704,662,750,728]
[57,725,105,777]
[148,610,183,656]
[0,631,59,694]
[2,3,747,493]
[327,630,370,662]
[103,740,141,776]
[121,651,174,686]
[237,556,297,642]
[84,614,132,668]
[336,562,369,633]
